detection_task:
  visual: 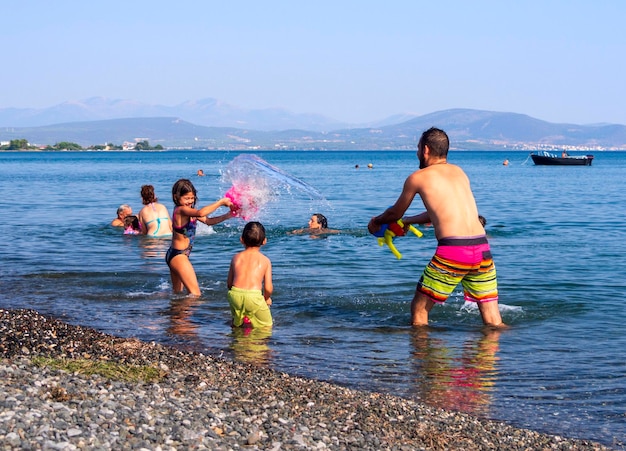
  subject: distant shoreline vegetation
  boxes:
[3,109,626,150]
[0,139,163,151]
[0,138,619,153]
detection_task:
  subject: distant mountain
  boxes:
[285,108,626,150]
[0,97,353,132]
[2,108,626,150]
[343,109,626,150]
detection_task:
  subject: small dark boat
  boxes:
[530,151,594,166]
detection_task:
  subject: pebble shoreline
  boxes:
[0,308,615,450]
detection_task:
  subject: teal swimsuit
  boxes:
[143,204,171,236]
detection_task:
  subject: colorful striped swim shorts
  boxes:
[417,236,498,304]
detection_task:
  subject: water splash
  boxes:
[221,154,325,220]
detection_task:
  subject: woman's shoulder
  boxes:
[158,202,170,212]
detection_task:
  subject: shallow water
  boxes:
[0,150,624,448]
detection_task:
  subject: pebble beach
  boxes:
[0,308,614,450]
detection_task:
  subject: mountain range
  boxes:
[0,97,357,132]
[2,97,626,150]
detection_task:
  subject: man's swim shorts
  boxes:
[227,286,273,328]
[417,236,498,304]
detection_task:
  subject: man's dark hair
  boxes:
[419,127,449,157]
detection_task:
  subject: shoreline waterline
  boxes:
[0,308,614,450]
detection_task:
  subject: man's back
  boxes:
[408,163,483,240]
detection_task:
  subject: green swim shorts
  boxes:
[227,286,273,328]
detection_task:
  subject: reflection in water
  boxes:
[409,328,501,416]
[139,237,171,268]
[229,327,273,366]
[167,297,201,342]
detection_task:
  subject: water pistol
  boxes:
[372,219,423,259]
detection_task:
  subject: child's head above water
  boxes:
[241,221,266,247]
[172,179,197,207]
[310,213,328,229]
[123,215,141,234]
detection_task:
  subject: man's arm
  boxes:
[368,174,420,233]
[402,211,430,226]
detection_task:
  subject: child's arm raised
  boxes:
[201,210,234,226]
[197,197,233,217]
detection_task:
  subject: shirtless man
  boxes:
[367,127,504,328]
[111,204,132,227]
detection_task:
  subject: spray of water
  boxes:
[221,154,325,220]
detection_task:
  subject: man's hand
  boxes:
[368,217,381,235]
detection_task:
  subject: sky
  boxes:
[4,0,626,125]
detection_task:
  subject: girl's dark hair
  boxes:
[314,213,328,229]
[241,221,266,247]
[171,179,197,207]
[141,185,157,205]
[124,215,140,230]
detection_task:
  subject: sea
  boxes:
[0,149,624,449]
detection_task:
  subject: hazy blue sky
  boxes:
[4,1,626,124]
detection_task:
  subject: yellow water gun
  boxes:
[373,219,423,259]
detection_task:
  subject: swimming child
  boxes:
[227,221,273,328]
[289,213,340,236]
[123,215,141,234]
[166,178,234,296]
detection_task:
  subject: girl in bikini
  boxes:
[138,185,173,237]
[166,178,234,296]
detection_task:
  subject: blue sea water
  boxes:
[0,149,624,448]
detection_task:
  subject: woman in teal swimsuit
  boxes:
[166,178,234,296]
[137,185,173,237]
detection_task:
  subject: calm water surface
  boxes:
[0,150,624,449]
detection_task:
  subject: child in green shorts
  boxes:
[227,222,273,328]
